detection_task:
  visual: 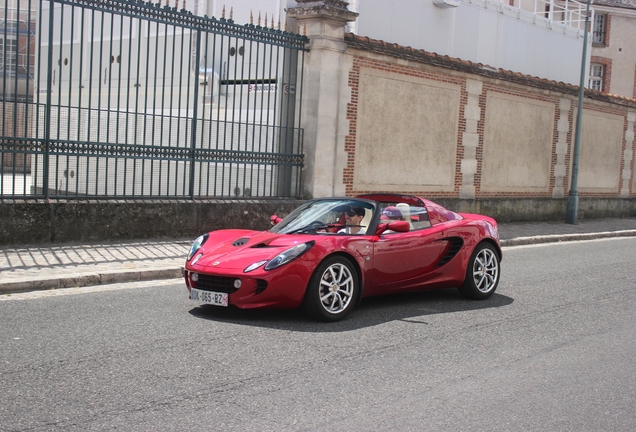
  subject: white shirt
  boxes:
[338,227,366,235]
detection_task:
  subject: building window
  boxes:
[0,36,19,75]
[588,64,603,91]
[1,20,21,75]
[593,14,606,44]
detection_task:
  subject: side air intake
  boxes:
[435,237,464,268]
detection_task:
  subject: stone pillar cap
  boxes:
[286,0,359,22]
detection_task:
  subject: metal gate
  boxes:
[1,0,307,199]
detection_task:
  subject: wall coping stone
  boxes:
[286,0,359,22]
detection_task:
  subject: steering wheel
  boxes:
[307,220,327,232]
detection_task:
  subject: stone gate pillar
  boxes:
[286,0,358,198]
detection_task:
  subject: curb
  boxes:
[500,229,636,247]
[0,267,183,295]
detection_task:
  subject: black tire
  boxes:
[303,256,359,322]
[458,242,500,300]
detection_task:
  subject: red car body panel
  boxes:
[184,194,501,310]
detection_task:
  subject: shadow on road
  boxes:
[188,288,514,332]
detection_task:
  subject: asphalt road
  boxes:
[1,237,636,431]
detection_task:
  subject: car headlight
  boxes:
[264,241,315,271]
[188,234,209,261]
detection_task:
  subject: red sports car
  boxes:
[184,194,502,321]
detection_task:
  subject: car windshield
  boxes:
[270,199,374,235]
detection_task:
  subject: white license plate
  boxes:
[191,288,228,307]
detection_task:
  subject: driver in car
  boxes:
[338,205,366,235]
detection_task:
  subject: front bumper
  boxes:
[184,261,314,309]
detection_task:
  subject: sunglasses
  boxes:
[346,211,361,217]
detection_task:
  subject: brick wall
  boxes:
[344,34,636,200]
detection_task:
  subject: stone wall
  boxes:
[0,200,302,246]
[341,33,636,204]
[2,195,634,246]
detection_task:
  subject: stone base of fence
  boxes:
[0,199,304,246]
[433,198,636,223]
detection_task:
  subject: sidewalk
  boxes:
[0,239,191,294]
[1,217,636,295]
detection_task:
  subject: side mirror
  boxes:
[375,223,389,236]
[270,214,283,226]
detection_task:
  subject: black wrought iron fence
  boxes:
[1,0,307,199]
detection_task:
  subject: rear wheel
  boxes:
[303,256,358,322]
[458,243,500,300]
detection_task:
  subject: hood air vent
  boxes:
[232,238,250,247]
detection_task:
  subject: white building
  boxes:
[352,0,591,86]
[589,0,636,98]
[216,0,596,86]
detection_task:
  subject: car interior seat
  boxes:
[359,208,373,233]
[396,203,413,229]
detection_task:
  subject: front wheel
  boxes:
[458,243,500,300]
[303,256,358,322]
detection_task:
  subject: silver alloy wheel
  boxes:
[318,263,354,314]
[472,247,499,293]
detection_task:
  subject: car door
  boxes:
[370,224,446,291]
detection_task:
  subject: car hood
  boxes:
[188,229,318,271]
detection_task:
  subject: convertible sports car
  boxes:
[184,194,502,321]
